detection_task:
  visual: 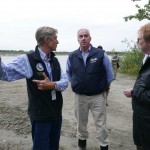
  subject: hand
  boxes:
[32,73,56,90]
[124,88,132,98]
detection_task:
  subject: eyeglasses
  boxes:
[137,37,143,43]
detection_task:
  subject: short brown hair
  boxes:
[138,23,150,42]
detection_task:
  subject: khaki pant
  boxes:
[74,93,109,146]
[112,64,118,79]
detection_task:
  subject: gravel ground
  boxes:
[0,73,137,150]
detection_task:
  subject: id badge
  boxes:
[51,90,56,100]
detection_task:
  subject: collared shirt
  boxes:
[38,48,52,79]
[81,46,91,66]
[66,47,114,84]
[143,54,150,65]
[0,49,68,92]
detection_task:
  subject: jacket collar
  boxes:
[75,45,97,59]
[34,45,55,61]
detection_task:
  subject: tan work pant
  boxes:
[74,93,109,146]
[112,64,118,79]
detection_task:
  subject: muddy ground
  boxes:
[0,73,137,150]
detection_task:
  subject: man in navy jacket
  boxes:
[0,26,68,150]
[66,29,113,150]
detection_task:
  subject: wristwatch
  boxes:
[54,83,57,90]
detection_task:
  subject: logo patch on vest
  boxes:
[36,63,44,71]
[90,58,98,63]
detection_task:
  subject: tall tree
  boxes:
[124,0,150,21]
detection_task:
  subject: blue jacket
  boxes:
[68,47,107,96]
[26,46,63,121]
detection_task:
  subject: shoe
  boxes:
[136,145,143,150]
[106,102,108,106]
[77,147,86,150]
[78,139,86,150]
[100,145,108,150]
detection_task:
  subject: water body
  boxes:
[1,54,111,72]
[1,55,68,72]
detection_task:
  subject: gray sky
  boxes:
[0,0,148,52]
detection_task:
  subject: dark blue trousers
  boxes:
[31,116,62,150]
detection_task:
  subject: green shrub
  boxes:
[119,40,144,75]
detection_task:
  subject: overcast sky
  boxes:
[0,0,148,52]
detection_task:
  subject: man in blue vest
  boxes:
[0,26,68,150]
[66,29,113,150]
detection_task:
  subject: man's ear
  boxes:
[44,36,50,43]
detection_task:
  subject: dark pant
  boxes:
[133,113,150,150]
[31,116,62,150]
[100,145,108,150]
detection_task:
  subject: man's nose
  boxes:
[57,40,59,44]
[81,36,86,40]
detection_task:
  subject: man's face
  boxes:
[137,33,150,54]
[47,35,59,52]
[77,29,91,50]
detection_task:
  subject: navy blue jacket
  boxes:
[26,46,63,121]
[69,47,107,96]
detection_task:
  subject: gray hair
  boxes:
[35,26,58,45]
[77,28,90,36]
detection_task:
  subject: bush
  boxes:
[119,40,144,75]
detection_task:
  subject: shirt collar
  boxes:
[80,45,91,53]
[38,47,50,61]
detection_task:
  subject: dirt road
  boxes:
[0,73,136,150]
